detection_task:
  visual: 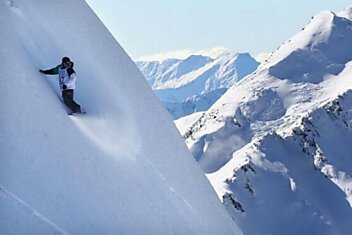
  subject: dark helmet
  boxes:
[62,56,71,63]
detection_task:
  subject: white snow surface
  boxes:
[180,6,352,235]
[0,1,241,234]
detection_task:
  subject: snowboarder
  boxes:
[40,57,84,114]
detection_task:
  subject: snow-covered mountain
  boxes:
[0,1,241,234]
[136,52,259,119]
[177,7,352,235]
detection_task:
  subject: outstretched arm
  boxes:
[39,65,60,75]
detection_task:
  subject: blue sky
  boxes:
[86,0,351,59]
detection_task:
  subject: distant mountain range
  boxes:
[136,52,259,119]
[176,7,352,235]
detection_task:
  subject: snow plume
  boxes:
[0,0,241,234]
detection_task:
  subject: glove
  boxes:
[62,84,67,90]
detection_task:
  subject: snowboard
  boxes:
[68,108,86,116]
[58,94,86,116]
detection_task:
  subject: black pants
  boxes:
[62,89,81,113]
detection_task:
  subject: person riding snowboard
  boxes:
[40,57,84,114]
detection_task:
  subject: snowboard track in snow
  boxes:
[0,186,70,235]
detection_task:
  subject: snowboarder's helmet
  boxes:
[62,57,71,63]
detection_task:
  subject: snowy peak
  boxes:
[136,55,212,89]
[177,7,352,234]
[182,7,352,174]
[264,9,352,84]
[222,53,260,79]
[166,54,213,82]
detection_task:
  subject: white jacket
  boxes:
[58,67,76,90]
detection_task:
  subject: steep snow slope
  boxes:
[0,1,241,234]
[180,7,352,234]
[137,52,259,119]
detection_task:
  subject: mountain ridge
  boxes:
[137,52,259,119]
[177,7,352,234]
